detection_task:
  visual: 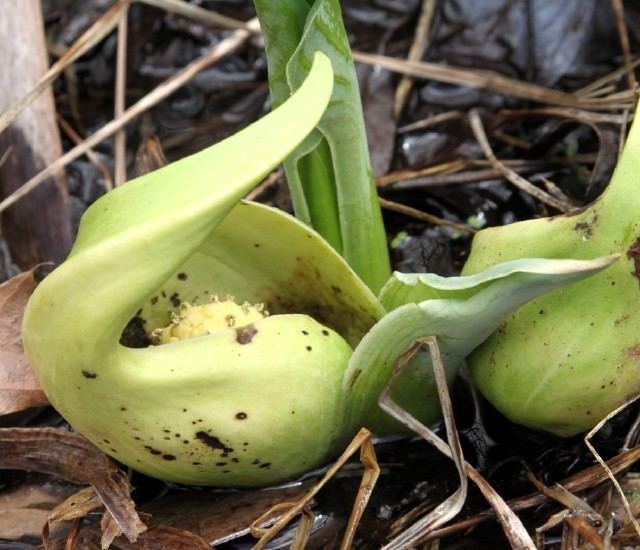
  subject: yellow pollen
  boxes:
[152,296,268,344]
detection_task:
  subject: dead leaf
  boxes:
[47,486,102,524]
[45,483,314,548]
[0,427,146,543]
[0,482,75,540]
[46,524,212,550]
[131,525,211,550]
[0,269,49,415]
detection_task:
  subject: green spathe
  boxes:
[23,53,614,486]
[463,104,640,436]
[24,53,344,486]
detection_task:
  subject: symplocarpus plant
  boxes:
[21,51,615,487]
[463,105,640,436]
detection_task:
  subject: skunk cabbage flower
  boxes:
[463,105,640,436]
[22,53,613,486]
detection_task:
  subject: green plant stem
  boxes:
[254,0,391,293]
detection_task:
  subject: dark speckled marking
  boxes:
[627,238,640,281]
[195,431,234,453]
[162,454,176,461]
[235,412,247,420]
[151,296,159,305]
[322,329,329,336]
[170,292,180,307]
[82,370,97,379]
[177,272,188,281]
[259,462,271,469]
[236,324,258,344]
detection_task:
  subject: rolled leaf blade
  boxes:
[255,0,391,293]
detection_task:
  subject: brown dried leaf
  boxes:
[101,509,124,549]
[47,486,102,523]
[132,525,211,550]
[0,482,74,540]
[0,428,146,543]
[47,524,212,550]
[0,269,49,415]
[133,135,168,178]
[42,487,103,548]
[47,484,313,548]
[143,484,311,545]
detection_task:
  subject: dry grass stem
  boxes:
[57,115,114,190]
[394,0,436,117]
[424,444,640,542]
[527,473,601,519]
[114,4,130,186]
[139,0,251,31]
[352,51,635,111]
[0,0,252,139]
[376,160,467,187]
[623,409,640,450]
[497,107,627,125]
[379,197,475,234]
[585,395,640,540]
[492,129,531,150]
[576,59,640,98]
[250,428,380,550]
[0,0,130,134]
[290,507,315,550]
[0,18,259,215]
[619,107,632,160]
[378,337,535,549]
[539,176,574,205]
[245,168,283,201]
[610,0,637,93]
[386,164,564,192]
[378,338,469,549]
[397,110,464,133]
[0,147,12,170]
[468,109,574,212]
